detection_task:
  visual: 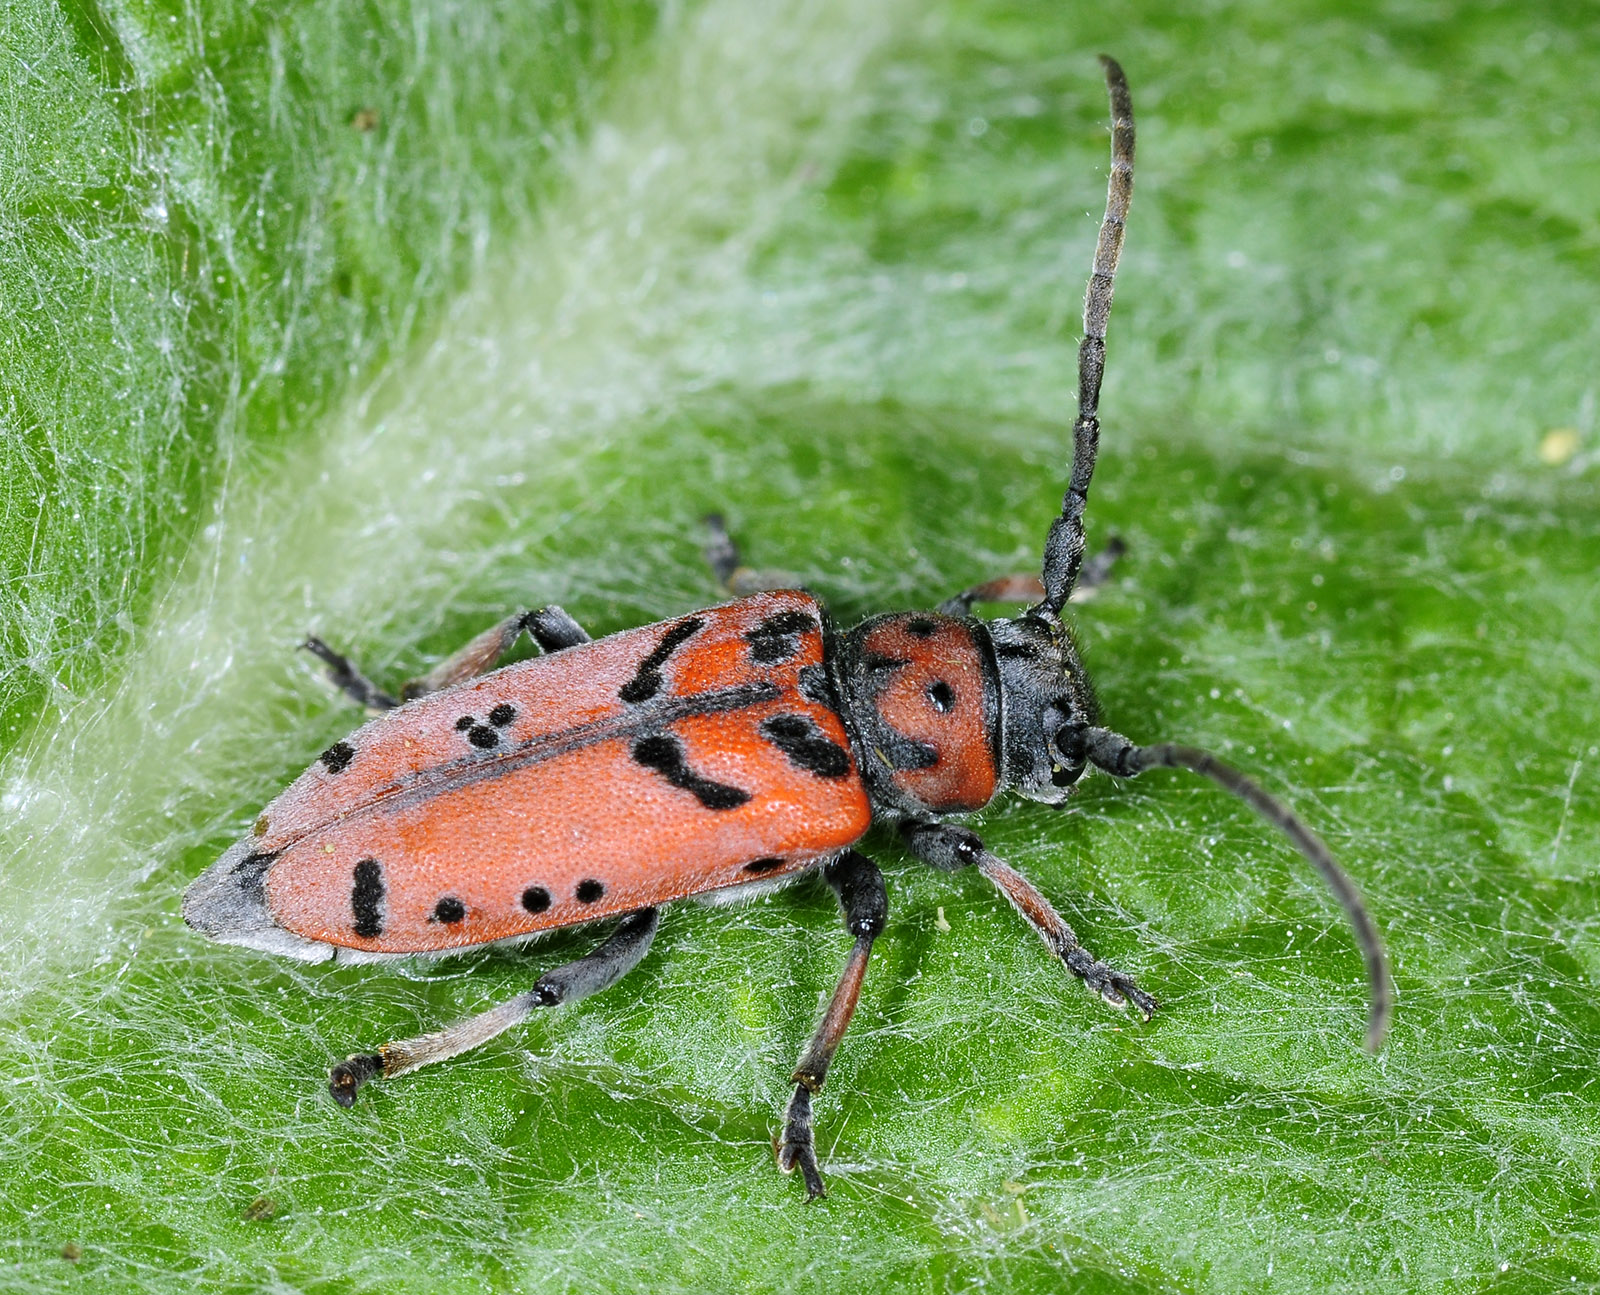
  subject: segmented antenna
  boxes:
[1038,55,1135,616]
[1083,727,1393,1052]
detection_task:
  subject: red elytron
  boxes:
[245,591,871,955]
[184,58,1391,1200]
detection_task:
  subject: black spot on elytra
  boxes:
[631,733,752,810]
[862,652,909,674]
[620,617,705,703]
[229,850,279,905]
[431,896,466,924]
[351,858,384,939]
[906,617,937,638]
[467,725,500,749]
[744,610,817,664]
[884,734,939,771]
[575,879,605,904]
[320,741,355,774]
[455,715,476,731]
[928,680,955,712]
[760,714,852,780]
[488,703,517,727]
[521,886,551,914]
[743,856,786,875]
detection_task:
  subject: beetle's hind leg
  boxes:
[330,908,658,1106]
[702,514,805,595]
[776,850,887,1200]
[303,606,591,710]
[902,822,1156,1019]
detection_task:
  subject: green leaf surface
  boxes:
[4,1,1599,1291]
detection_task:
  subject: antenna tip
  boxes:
[1363,1002,1392,1053]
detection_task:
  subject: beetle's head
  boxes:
[988,610,1100,806]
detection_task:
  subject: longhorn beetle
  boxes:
[184,57,1392,1200]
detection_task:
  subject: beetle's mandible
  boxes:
[184,57,1392,1201]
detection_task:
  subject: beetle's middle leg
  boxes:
[777,850,887,1200]
[329,907,659,1107]
[902,821,1157,1019]
[303,606,591,711]
[938,536,1126,616]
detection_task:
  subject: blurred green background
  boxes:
[3,0,1599,1291]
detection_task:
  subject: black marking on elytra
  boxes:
[431,896,466,924]
[351,858,385,939]
[862,653,909,674]
[320,741,355,774]
[521,885,552,914]
[743,856,786,875]
[631,733,752,809]
[620,617,705,704]
[455,715,476,731]
[928,680,955,713]
[369,683,780,816]
[575,879,606,904]
[884,734,939,771]
[798,664,839,711]
[230,850,280,904]
[488,703,517,727]
[745,610,817,664]
[906,617,937,638]
[467,725,500,749]
[760,714,851,780]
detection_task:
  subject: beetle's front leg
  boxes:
[303,605,591,710]
[777,850,887,1200]
[902,821,1157,1020]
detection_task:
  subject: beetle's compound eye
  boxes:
[1049,723,1089,787]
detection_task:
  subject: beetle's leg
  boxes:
[902,821,1156,1020]
[305,607,590,709]
[304,605,588,707]
[301,638,400,711]
[397,606,592,700]
[523,606,592,652]
[1074,536,1128,595]
[777,850,887,1200]
[702,513,804,595]
[328,908,658,1107]
[938,537,1126,616]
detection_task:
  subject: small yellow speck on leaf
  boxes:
[1539,428,1580,466]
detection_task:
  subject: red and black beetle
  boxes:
[184,58,1391,1200]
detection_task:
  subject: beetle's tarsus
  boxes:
[1096,972,1157,1021]
[777,1085,828,1200]
[1062,946,1157,1020]
[1119,979,1159,1022]
[301,637,400,711]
